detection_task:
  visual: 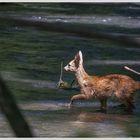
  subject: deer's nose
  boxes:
[64,66,68,71]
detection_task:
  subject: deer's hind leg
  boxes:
[124,96,135,113]
[115,91,135,113]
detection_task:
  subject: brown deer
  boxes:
[64,51,140,113]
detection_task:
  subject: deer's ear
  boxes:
[74,50,83,68]
[79,50,83,64]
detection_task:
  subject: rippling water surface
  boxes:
[0,3,140,137]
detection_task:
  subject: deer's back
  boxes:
[89,74,140,97]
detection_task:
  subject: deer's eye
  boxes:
[68,64,71,67]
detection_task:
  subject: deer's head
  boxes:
[64,51,83,72]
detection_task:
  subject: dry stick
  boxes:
[57,61,64,88]
[0,16,140,48]
[59,61,63,82]
[0,76,33,137]
[124,66,140,75]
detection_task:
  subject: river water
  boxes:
[0,3,140,137]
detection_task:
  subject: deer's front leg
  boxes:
[69,94,87,106]
[99,98,107,113]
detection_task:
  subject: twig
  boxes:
[59,61,63,82]
[124,66,140,75]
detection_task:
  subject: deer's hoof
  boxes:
[101,109,107,114]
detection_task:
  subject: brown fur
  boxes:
[64,51,140,113]
[82,74,140,112]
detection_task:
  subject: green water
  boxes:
[0,3,140,137]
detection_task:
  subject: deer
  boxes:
[64,51,140,113]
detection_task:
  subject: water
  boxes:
[0,3,140,137]
[0,101,134,137]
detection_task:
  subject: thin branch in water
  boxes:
[59,61,63,82]
[57,61,69,89]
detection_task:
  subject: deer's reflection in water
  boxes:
[69,104,132,123]
[69,105,133,137]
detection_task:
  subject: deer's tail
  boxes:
[136,82,140,91]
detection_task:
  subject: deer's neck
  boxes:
[75,64,89,87]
